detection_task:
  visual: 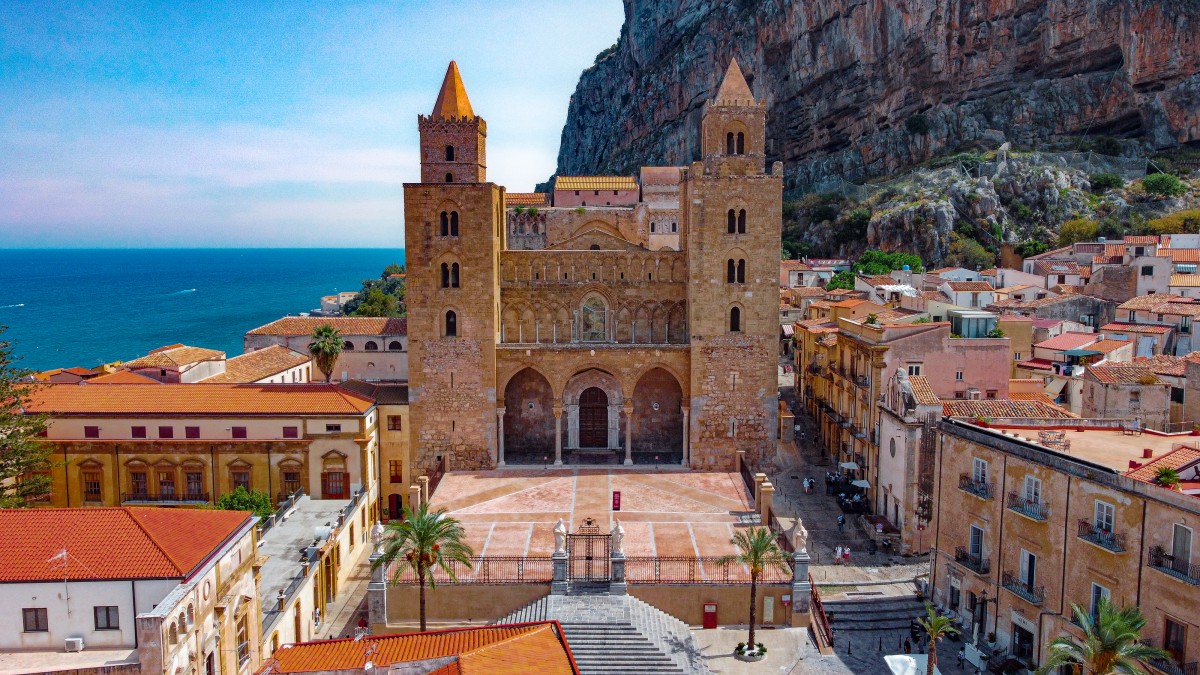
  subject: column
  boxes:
[408,484,422,510]
[681,406,690,466]
[623,404,634,465]
[496,408,506,466]
[417,476,430,504]
[553,406,563,465]
[791,549,812,625]
[759,482,775,524]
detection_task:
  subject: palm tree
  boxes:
[719,526,791,652]
[1037,598,1168,675]
[1154,467,1182,490]
[917,602,959,675]
[371,503,474,631]
[308,324,344,383]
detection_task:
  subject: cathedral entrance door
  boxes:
[578,387,609,448]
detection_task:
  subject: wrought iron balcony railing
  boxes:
[1149,548,1200,585]
[122,491,210,503]
[1078,520,1126,553]
[954,546,991,575]
[1006,492,1049,521]
[959,473,994,500]
[1001,570,1046,605]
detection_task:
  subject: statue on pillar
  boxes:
[792,519,809,555]
[611,519,625,555]
[553,518,568,555]
[370,522,386,555]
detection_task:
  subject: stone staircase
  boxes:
[821,594,926,632]
[496,593,710,675]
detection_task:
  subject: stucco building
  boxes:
[402,59,781,474]
[244,317,408,382]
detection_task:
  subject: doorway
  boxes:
[1012,624,1035,661]
[578,387,609,448]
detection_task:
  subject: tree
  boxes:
[373,503,475,631]
[917,602,960,675]
[826,270,855,290]
[308,324,344,383]
[382,263,405,277]
[352,287,398,317]
[1143,174,1187,199]
[1037,598,1168,675]
[1149,210,1200,235]
[1090,173,1124,192]
[1059,219,1099,247]
[214,486,274,519]
[719,527,790,652]
[855,249,924,275]
[0,327,53,507]
[945,234,995,270]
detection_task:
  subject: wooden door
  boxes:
[578,387,608,448]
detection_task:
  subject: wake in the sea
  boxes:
[166,289,197,295]
[0,303,25,309]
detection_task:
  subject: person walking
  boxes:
[843,545,850,564]
[837,514,846,532]
[834,545,843,564]
[903,638,912,654]
[957,648,966,668]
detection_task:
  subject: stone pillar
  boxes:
[623,404,634,465]
[417,476,430,504]
[759,482,775,524]
[791,550,813,626]
[681,407,690,466]
[551,550,569,595]
[754,473,768,508]
[607,403,622,449]
[554,406,563,465]
[610,551,627,596]
[566,403,579,449]
[496,408,506,466]
[408,484,422,509]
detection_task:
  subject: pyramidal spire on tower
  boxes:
[714,58,755,104]
[432,60,475,119]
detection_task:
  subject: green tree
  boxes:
[1090,173,1124,192]
[917,602,960,675]
[1148,210,1200,235]
[1016,240,1050,258]
[945,234,995,270]
[214,485,274,519]
[308,324,345,383]
[0,327,53,507]
[1037,598,1168,675]
[374,503,475,631]
[1059,219,1100,247]
[1143,174,1187,199]
[352,287,399,317]
[855,249,924,275]
[382,263,405,278]
[826,270,855,290]
[719,527,790,651]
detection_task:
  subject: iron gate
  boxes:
[567,533,611,583]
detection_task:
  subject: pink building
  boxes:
[552,175,640,207]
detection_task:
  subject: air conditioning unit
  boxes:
[65,638,85,652]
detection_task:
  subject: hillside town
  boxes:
[3,59,1198,675]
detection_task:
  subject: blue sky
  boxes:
[0,1,625,248]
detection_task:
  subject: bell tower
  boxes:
[418,61,487,184]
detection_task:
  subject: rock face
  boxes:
[555,0,1200,189]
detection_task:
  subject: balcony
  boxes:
[954,546,991,575]
[959,473,994,500]
[1148,654,1198,675]
[1077,520,1127,553]
[855,375,870,389]
[122,491,210,504]
[1149,548,1200,585]
[1006,492,1049,521]
[1001,570,1046,605]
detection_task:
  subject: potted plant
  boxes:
[735,642,768,661]
[1155,467,1183,490]
[1191,424,1200,437]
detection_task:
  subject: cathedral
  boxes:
[404,59,782,474]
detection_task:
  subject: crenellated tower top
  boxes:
[418,61,487,184]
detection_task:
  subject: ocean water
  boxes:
[0,249,405,372]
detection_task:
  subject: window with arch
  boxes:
[737,209,746,233]
[737,259,746,282]
[440,211,449,236]
[445,310,458,337]
[168,622,178,644]
[726,132,735,155]
[727,209,737,234]
[671,222,677,233]
[729,306,742,332]
[650,222,655,233]
[450,211,459,236]
[445,173,453,183]
[343,341,355,350]
[445,145,455,161]
[440,262,460,288]
[364,341,379,351]
[736,132,745,154]
[580,295,607,342]
[727,259,746,283]
[388,340,403,351]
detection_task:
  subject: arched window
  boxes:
[365,341,379,351]
[445,311,458,337]
[736,132,745,154]
[727,209,737,234]
[450,211,460,237]
[168,622,178,644]
[729,306,742,332]
[589,244,600,250]
[440,211,449,236]
[726,132,735,155]
[737,259,746,283]
[343,341,355,350]
[727,259,737,283]
[388,341,403,351]
[445,173,453,183]
[450,262,460,288]
[441,263,450,288]
[650,222,655,233]
[445,145,455,161]
[737,209,746,234]
[671,222,677,233]
[187,604,195,625]
[580,295,607,342]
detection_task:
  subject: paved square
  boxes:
[429,468,756,559]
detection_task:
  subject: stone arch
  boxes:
[563,368,624,450]
[579,292,609,342]
[633,304,652,344]
[671,257,687,282]
[650,303,669,343]
[615,305,632,343]
[520,306,537,343]
[633,367,684,459]
[503,368,555,459]
[667,303,687,343]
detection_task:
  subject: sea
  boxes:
[0,249,405,373]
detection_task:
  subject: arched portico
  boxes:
[562,368,624,453]
[632,367,685,463]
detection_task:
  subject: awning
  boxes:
[1064,348,1101,357]
[839,461,860,470]
[886,655,941,675]
[851,479,871,489]
[1045,378,1068,396]
[781,324,795,337]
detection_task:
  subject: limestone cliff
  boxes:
[555,0,1200,189]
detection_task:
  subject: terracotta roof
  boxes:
[1093,254,1124,265]
[264,623,579,674]
[1032,260,1082,276]
[1024,245,1074,260]
[943,398,1077,419]
[62,367,97,376]
[124,345,224,370]
[1118,294,1188,310]
[926,266,963,275]
[808,300,834,310]
[1170,275,1200,287]
[796,318,838,333]
[0,507,252,581]
[247,316,407,337]
[1124,235,1160,245]
[431,61,475,119]
[995,285,1037,293]
[1016,358,1055,371]
[1087,339,1132,354]
[875,308,925,323]
[907,376,940,406]
[1100,322,1174,335]
[1034,331,1099,351]
[1087,364,1159,385]
[945,281,994,292]
[780,260,813,271]
[555,176,639,191]
[1127,445,1200,483]
[26,383,375,416]
[88,370,162,384]
[1009,392,1061,405]
[1162,302,1200,317]
[786,287,827,298]
[506,193,550,207]
[860,275,896,287]
[830,298,869,308]
[714,57,755,102]
[817,334,838,347]
[922,290,949,301]
[1164,249,1200,263]
[203,346,311,383]
[979,268,998,277]
[1134,354,1187,377]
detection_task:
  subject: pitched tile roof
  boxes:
[780,260,813,271]
[830,298,869,308]
[431,61,475,119]
[0,507,252,581]
[860,275,896,287]
[1162,302,1200,317]
[1123,235,1160,245]
[1033,331,1099,351]
[26,383,375,416]
[1118,294,1188,310]
[203,345,311,383]
[1134,354,1187,377]
[1087,339,1132,354]
[247,317,407,337]
[1100,322,1174,335]
[124,345,225,370]
[945,281,994,292]
[1170,275,1200,287]
[1016,358,1055,371]
[554,176,639,191]
[1087,364,1159,385]
[506,193,550,207]
[1164,249,1200,263]
[907,376,940,406]
[1024,245,1074,260]
[88,370,162,384]
[1127,445,1200,483]
[979,268,998,277]
[942,398,1077,419]
[1032,260,1082,276]
[264,623,578,674]
[1009,392,1061,406]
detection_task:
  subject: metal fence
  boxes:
[624,556,793,585]
[385,556,555,584]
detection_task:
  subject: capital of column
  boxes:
[622,404,634,416]
[496,407,506,417]
[553,405,563,418]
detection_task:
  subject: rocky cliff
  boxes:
[554,0,1200,190]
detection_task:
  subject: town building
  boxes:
[336,381,411,520]
[0,507,261,675]
[402,59,782,473]
[122,345,226,383]
[244,317,408,383]
[930,417,1200,673]
[202,346,312,384]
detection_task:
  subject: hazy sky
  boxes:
[0,1,625,248]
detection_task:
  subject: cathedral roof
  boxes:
[432,60,475,119]
[714,58,755,103]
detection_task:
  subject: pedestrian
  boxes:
[957,648,965,668]
[903,638,912,654]
[834,545,843,564]
[843,545,850,564]
[837,514,846,532]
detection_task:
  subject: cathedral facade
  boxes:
[404,60,782,474]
